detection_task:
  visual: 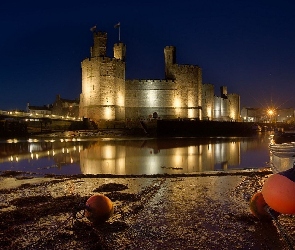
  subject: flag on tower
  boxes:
[114,22,120,28]
[114,22,121,41]
[90,25,97,32]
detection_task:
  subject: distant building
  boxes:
[241,107,295,123]
[79,28,240,122]
[276,108,294,123]
[52,95,79,117]
[26,103,52,116]
[241,108,263,122]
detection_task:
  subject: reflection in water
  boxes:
[0,134,271,175]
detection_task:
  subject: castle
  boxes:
[79,28,240,122]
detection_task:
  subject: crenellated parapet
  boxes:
[82,56,125,64]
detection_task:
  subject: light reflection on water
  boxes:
[0,133,272,175]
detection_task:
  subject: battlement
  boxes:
[165,45,175,49]
[175,64,200,69]
[93,31,107,37]
[114,42,125,46]
[126,79,175,84]
[82,56,124,64]
[139,79,174,84]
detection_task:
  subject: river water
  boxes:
[0,133,273,176]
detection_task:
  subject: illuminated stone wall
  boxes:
[164,46,202,119]
[79,29,240,122]
[125,78,201,119]
[80,31,125,121]
[228,93,240,121]
[202,83,214,120]
[202,86,240,121]
[214,96,229,120]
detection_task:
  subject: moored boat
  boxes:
[273,131,295,144]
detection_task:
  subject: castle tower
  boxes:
[220,86,228,99]
[80,29,126,122]
[164,46,176,79]
[228,94,240,121]
[113,43,126,61]
[90,32,107,57]
[202,83,214,120]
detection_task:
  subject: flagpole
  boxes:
[114,22,121,42]
[119,25,121,41]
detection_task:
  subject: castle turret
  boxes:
[164,46,176,79]
[113,42,126,61]
[220,86,228,99]
[90,31,107,57]
[80,29,126,123]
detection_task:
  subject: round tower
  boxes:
[164,46,176,79]
[91,32,107,57]
[113,42,126,61]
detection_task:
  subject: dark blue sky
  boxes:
[1,0,295,111]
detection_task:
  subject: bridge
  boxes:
[0,110,82,122]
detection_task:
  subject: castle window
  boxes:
[93,85,94,90]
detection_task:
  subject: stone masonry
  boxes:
[79,28,240,122]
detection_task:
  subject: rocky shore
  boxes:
[0,169,295,249]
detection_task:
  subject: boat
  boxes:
[269,142,295,153]
[273,131,295,144]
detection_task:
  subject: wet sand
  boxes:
[0,170,295,249]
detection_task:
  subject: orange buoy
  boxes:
[262,170,295,214]
[85,194,114,224]
[249,192,272,221]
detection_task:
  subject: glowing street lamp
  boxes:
[267,108,275,123]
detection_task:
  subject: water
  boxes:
[0,133,273,176]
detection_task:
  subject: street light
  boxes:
[267,108,275,123]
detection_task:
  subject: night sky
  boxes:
[1,1,295,111]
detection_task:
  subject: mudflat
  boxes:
[0,170,294,249]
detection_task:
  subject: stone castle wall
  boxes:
[80,29,240,122]
[125,79,187,119]
[202,83,214,120]
[214,96,229,120]
[228,93,240,121]
[80,55,125,120]
[163,46,202,119]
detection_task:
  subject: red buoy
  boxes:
[85,194,114,224]
[249,192,272,221]
[262,173,295,214]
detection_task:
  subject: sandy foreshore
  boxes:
[0,170,295,249]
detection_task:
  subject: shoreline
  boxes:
[1,168,294,249]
